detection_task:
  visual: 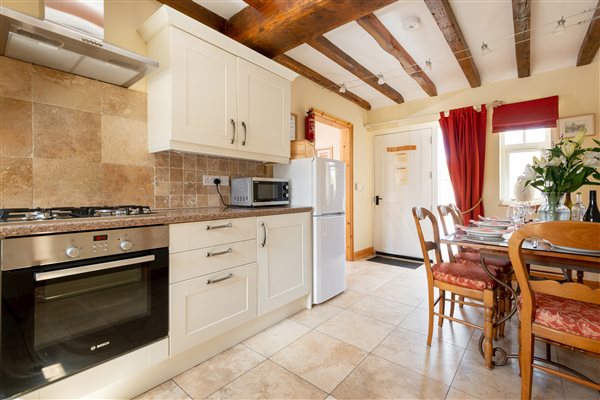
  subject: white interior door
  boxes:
[373,129,433,259]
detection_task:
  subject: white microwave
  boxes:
[230,178,290,207]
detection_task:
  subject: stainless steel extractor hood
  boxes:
[0,4,158,87]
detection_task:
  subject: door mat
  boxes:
[367,256,422,269]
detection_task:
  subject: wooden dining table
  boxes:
[441,231,600,381]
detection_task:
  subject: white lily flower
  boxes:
[561,142,576,158]
[582,151,600,168]
[573,131,586,145]
[546,157,562,167]
[521,164,537,180]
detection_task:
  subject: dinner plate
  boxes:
[463,228,505,238]
[550,243,600,256]
[475,221,512,230]
[479,216,512,224]
[464,235,506,244]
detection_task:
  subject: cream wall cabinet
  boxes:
[141,7,296,163]
[256,212,311,315]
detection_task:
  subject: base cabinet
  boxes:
[170,263,257,355]
[256,213,311,315]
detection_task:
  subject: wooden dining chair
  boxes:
[437,204,513,337]
[508,221,600,399]
[412,206,499,368]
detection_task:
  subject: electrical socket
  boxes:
[202,175,229,186]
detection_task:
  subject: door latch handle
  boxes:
[375,195,383,205]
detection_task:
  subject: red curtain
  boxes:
[492,95,558,133]
[439,105,487,224]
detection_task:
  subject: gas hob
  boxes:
[0,205,153,222]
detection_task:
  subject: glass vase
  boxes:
[538,192,571,221]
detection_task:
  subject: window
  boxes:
[437,127,456,206]
[499,128,551,204]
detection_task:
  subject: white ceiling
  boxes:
[198,0,599,110]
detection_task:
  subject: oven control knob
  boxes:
[120,240,133,251]
[66,246,80,258]
[284,184,290,190]
[284,193,289,198]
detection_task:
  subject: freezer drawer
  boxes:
[313,214,346,303]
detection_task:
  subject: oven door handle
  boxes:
[34,255,156,282]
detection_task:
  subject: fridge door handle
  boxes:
[260,221,267,247]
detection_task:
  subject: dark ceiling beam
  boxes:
[307,36,404,104]
[577,0,600,66]
[512,0,531,78]
[273,54,372,110]
[356,14,437,97]
[243,0,269,11]
[156,0,227,33]
[424,0,481,88]
[226,0,397,57]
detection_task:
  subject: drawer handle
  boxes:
[260,221,267,247]
[206,248,233,258]
[206,273,234,285]
[206,223,232,231]
[230,119,236,144]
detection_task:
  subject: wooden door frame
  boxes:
[312,108,355,261]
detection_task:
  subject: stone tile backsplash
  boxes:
[0,56,269,209]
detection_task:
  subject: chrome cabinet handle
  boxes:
[206,273,233,285]
[241,121,247,146]
[260,221,267,247]
[206,223,232,231]
[230,119,236,144]
[206,248,232,257]
[35,255,155,281]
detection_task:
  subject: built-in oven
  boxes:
[0,225,169,399]
[230,177,290,207]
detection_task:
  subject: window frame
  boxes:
[498,128,552,205]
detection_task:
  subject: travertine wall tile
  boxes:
[1,158,32,207]
[101,83,147,121]
[101,115,153,167]
[33,159,102,207]
[101,164,154,206]
[32,65,102,113]
[0,97,32,158]
[34,104,101,162]
[0,57,32,101]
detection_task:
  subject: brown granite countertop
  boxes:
[0,207,313,238]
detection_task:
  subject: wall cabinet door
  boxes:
[256,212,311,315]
[170,263,257,355]
[171,27,237,149]
[237,59,290,159]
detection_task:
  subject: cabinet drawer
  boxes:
[170,239,256,284]
[170,263,257,355]
[170,217,256,253]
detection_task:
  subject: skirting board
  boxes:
[354,246,374,260]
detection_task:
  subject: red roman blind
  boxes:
[492,95,558,133]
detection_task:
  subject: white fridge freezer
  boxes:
[274,157,346,304]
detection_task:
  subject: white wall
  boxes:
[315,122,341,160]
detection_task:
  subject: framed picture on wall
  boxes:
[290,113,298,141]
[558,114,595,138]
[316,146,333,159]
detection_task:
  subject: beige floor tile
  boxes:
[243,319,310,357]
[289,303,344,328]
[345,261,373,276]
[207,360,326,400]
[173,344,264,399]
[561,379,600,400]
[445,387,480,399]
[346,273,389,294]
[133,381,190,400]
[271,330,367,393]
[325,290,366,308]
[452,349,564,400]
[353,266,402,282]
[348,295,415,325]
[316,310,394,352]
[372,327,465,385]
[332,354,449,400]
[399,306,475,348]
[372,278,427,307]
[557,347,600,399]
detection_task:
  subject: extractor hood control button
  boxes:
[66,246,80,258]
[284,193,289,198]
[120,240,133,251]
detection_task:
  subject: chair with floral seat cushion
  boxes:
[412,206,499,369]
[437,204,513,338]
[508,221,600,400]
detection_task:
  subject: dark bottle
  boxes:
[583,190,600,222]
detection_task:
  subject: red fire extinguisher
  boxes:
[305,109,315,142]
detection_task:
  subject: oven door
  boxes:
[0,248,168,399]
[252,180,289,205]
